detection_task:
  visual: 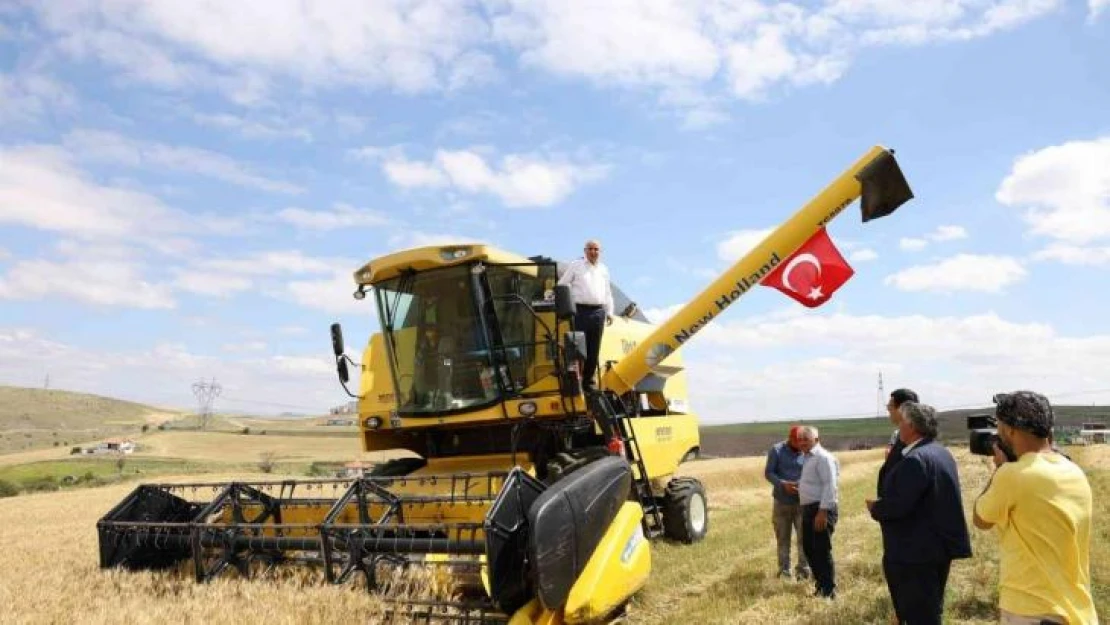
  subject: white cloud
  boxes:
[899,237,928,251]
[899,225,967,252]
[379,149,608,208]
[0,71,75,124]
[382,156,451,188]
[173,250,351,298]
[172,271,253,297]
[1032,243,1110,266]
[716,228,774,262]
[276,203,390,231]
[0,327,345,414]
[0,144,186,239]
[195,251,340,277]
[0,257,174,309]
[0,247,11,261]
[1093,0,1110,20]
[996,136,1110,243]
[28,1,493,96]
[222,341,268,353]
[284,270,372,315]
[16,1,1068,126]
[670,308,1110,422]
[884,254,1027,293]
[849,248,878,262]
[932,225,968,241]
[63,129,303,194]
[192,112,313,142]
[486,0,1061,122]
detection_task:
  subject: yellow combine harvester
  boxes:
[97,146,914,623]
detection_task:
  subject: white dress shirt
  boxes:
[798,443,839,509]
[558,258,614,316]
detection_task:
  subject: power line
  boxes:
[191,377,222,430]
[876,371,884,418]
[218,395,322,411]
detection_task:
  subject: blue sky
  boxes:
[1,1,1108,423]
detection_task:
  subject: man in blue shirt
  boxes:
[764,425,809,580]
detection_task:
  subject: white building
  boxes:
[85,438,136,455]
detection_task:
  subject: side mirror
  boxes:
[337,358,350,384]
[555,285,575,319]
[330,322,345,357]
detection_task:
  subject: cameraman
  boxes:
[972,391,1097,625]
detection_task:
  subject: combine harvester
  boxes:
[97,146,914,623]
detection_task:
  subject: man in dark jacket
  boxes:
[877,388,919,492]
[764,425,809,580]
[866,401,972,624]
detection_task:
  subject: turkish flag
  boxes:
[760,227,854,308]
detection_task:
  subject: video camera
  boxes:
[967,413,1001,456]
[967,394,1017,461]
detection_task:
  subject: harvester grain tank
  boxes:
[96,145,914,624]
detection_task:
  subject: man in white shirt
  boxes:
[557,238,614,391]
[796,426,840,599]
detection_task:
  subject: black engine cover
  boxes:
[528,455,632,611]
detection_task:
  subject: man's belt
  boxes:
[577,304,604,310]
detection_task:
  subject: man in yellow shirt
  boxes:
[973,391,1098,625]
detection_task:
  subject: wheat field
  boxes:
[0,446,1106,625]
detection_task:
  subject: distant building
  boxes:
[342,461,375,478]
[1080,422,1108,444]
[325,417,355,426]
[329,400,359,415]
[84,438,136,455]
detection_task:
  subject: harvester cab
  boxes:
[97,145,915,624]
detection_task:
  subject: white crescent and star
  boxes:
[781,253,825,301]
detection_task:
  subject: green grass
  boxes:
[0,455,351,497]
[0,385,174,429]
[704,404,1110,439]
[0,458,240,490]
[704,416,894,438]
[628,447,1108,624]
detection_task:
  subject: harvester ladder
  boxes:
[592,393,664,538]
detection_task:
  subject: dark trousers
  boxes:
[801,503,838,596]
[883,558,950,625]
[574,305,605,389]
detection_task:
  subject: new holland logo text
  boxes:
[673,251,781,344]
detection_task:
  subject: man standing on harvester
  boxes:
[558,238,614,392]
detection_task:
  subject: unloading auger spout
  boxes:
[600,145,914,397]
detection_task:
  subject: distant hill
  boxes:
[699,404,1110,458]
[0,386,184,454]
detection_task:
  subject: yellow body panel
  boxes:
[563,502,651,624]
[508,599,564,625]
[628,414,699,480]
[353,244,537,285]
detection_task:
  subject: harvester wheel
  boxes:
[661,477,708,543]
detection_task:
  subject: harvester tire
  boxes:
[661,477,708,543]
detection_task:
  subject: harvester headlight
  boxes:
[440,248,469,261]
[518,401,537,417]
[365,416,383,429]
